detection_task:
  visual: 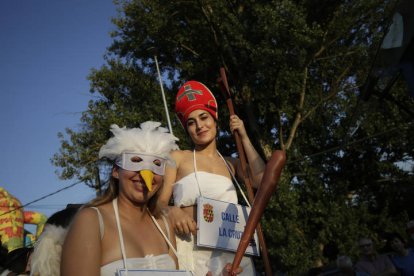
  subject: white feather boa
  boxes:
[30,224,68,276]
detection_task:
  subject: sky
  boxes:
[0,0,118,230]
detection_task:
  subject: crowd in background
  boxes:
[307,222,414,276]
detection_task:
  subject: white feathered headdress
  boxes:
[99,121,179,161]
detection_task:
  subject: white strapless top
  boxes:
[100,254,176,275]
[173,171,238,207]
[92,200,177,275]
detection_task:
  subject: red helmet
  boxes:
[175,80,218,127]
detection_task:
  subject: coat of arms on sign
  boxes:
[203,203,214,223]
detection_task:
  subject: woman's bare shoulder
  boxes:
[71,207,99,228]
[64,206,103,243]
[76,202,112,222]
[76,206,99,219]
[171,149,192,162]
[170,150,194,179]
[224,156,238,173]
[224,156,237,165]
[171,149,191,156]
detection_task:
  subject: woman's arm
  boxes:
[229,115,265,188]
[158,151,197,235]
[158,158,177,210]
[61,208,101,276]
[206,263,243,276]
[166,217,179,269]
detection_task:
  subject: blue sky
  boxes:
[0,0,117,230]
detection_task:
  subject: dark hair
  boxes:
[46,205,82,228]
[307,266,324,276]
[85,168,120,208]
[0,239,7,267]
[4,247,33,274]
[386,232,406,247]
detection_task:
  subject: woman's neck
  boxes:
[194,139,217,155]
[116,195,149,221]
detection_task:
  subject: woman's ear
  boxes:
[112,166,119,179]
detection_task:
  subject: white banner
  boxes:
[196,197,260,256]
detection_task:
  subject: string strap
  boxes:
[147,209,192,274]
[113,198,129,275]
[192,150,203,198]
[193,150,250,207]
[113,198,192,275]
[217,151,251,208]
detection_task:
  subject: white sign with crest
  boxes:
[196,197,260,256]
[117,269,192,275]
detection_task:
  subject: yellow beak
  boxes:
[139,169,154,191]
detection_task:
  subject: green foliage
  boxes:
[52,0,414,273]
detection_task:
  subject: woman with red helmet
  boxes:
[158,81,265,276]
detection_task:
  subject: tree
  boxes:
[52,0,413,273]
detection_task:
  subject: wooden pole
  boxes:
[217,68,274,276]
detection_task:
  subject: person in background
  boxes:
[333,255,369,276]
[2,246,33,275]
[386,232,414,276]
[61,122,180,276]
[317,255,368,276]
[335,255,355,276]
[354,237,398,276]
[30,205,80,276]
[158,80,265,275]
[407,221,414,246]
[0,239,8,274]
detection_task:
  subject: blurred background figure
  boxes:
[336,255,355,276]
[354,237,398,276]
[320,255,368,276]
[1,246,33,275]
[0,188,47,253]
[386,232,414,276]
[0,239,8,274]
[407,221,414,246]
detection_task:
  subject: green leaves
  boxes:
[52,0,413,273]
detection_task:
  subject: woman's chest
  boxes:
[100,217,167,264]
[178,154,231,179]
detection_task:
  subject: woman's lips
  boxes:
[197,130,208,136]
